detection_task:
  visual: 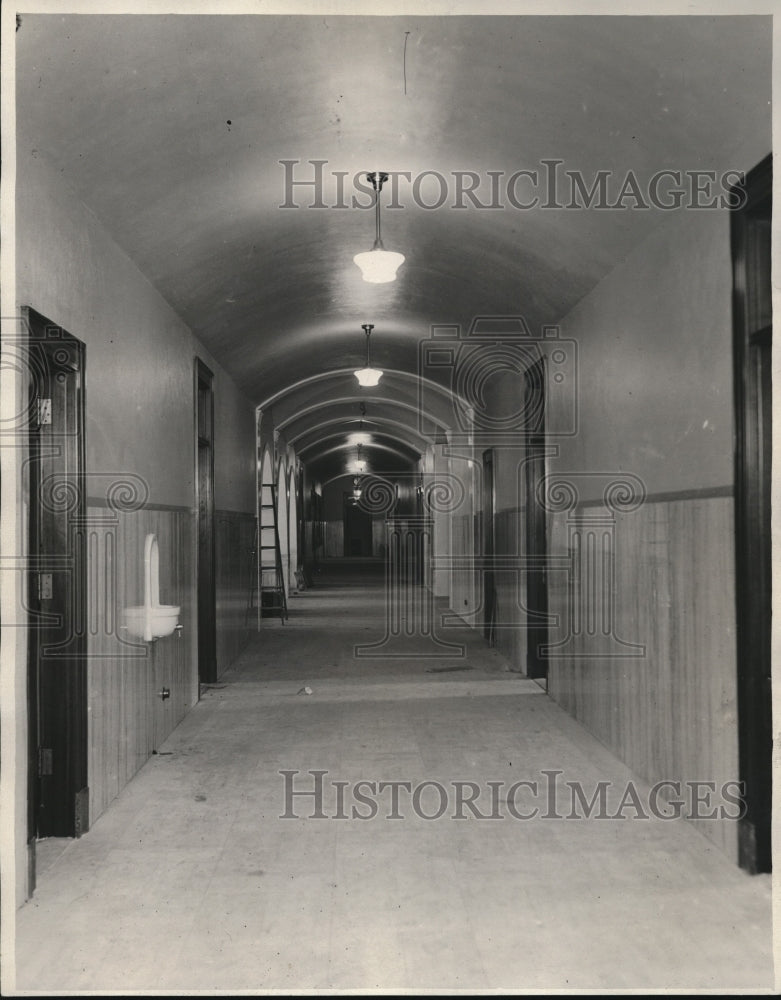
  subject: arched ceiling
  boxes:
[15,12,771,484]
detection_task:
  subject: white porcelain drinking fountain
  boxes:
[123,533,181,641]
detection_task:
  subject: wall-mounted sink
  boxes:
[123,603,180,641]
[123,533,181,641]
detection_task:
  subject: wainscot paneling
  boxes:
[449,513,476,622]
[86,501,196,825]
[546,493,738,860]
[493,507,525,669]
[323,520,344,559]
[215,509,256,676]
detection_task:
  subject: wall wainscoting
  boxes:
[85,501,196,825]
[458,489,738,860]
[546,491,738,860]
[492,507,525,670]
[85,502,255,826]
[215,509,256,675]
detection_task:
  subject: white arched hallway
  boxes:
[5,10,774,996]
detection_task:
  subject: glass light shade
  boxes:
[353,248,405,284]
[354,367,383,387]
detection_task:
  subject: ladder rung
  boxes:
[254,482,287,622]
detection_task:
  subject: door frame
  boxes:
[24,306,88,876]
[482,448,496,644]
[523,357,549,679]
[194,358,216,686]
[731,154,772,873]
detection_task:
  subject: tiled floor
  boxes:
[11,569,775,993]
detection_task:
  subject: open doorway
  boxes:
[25,307,88,891]
[195,358,216,686]
[343,492,373,557]
[731,154,772,874]
[523,358,549,680]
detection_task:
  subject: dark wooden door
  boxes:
[524,358,549,679]
[195,359,216,685]
[343,492,373,556]
[25,307,88,855]
[732,155,772,873]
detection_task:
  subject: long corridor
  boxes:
[13,568,774,993]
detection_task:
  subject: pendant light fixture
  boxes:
[347,402,373,445]
[354,323,383,387]
[353,172,405,284]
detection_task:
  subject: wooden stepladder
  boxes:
[258,481,288,622]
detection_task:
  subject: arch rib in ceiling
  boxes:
[288,414,433,451]
[295,436,426,461]
[318,470,415,494]
[257,367,467,422]
[301,439,417,466]
[275,395,446,437]
[296,425,420,452]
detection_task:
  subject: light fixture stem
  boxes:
[362,323,374,368]
[368,172,388,250]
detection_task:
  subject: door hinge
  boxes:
[37,398,52,425]
[38,573,53,601]
[38,747,53,777]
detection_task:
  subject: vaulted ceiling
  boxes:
[15,12,771,481]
